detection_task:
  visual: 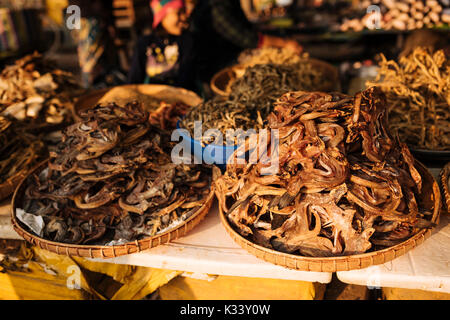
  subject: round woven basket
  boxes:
[11,161,215,259]
[218,161,441,272]
[72,84,203,121]
[440,162,450,213]
[0,171,28,202]
[210,58,339,97]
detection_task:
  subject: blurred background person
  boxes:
[127,0,197,92]
[189,0,303,87]
[69,0,125,88]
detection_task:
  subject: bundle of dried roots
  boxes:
[19,102,211,245]
[367,47,450,151]
[215,87,434,257]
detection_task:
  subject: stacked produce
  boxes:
[341,0,450,32]
[18,102,212,245]
[367,47,450,150]
[215,87,434,257]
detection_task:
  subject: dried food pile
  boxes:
[215,87,434,257]
[182,61,328,145]
[367,47,450,151]
[236,47,305,71]
[0,53,82,199]
[18,102,212,245]
[0,52,81,125]
[0,117,46,197]
[148,101,190,131]
[95,85,192,130]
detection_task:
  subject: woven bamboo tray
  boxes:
[210,58,339,97]
[10,161,215,259]
[440,162,450,213]
[218,161,441,272]
[72,84,203,121]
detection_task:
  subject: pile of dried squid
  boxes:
[214,87,435,257]
[18,102,212,245]
[367,47,450,151]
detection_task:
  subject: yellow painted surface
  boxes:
[159,274,325,300]
[382,287,450,300]
[0,269,88,300]
[0,243,181,300]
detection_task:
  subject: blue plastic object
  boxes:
[174,120,238,168]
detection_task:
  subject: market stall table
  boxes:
[0,200,332,284]
[0,168,447,291]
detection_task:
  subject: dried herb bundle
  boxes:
[367,47,450,151]
[19,102,211,245]
[215,87,434,257]
[182,62,325,145]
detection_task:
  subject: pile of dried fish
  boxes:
[367,47,450,151]
[0,117,46,198]
[214,87,434,257]
[18,102,211,245]
[182,62,327,145]
[0,52,81,125]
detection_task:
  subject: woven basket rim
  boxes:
[11,160,215,257]
[72,84,202,120]
[0,171,27,202]
[440,162,450,213]
[210,58,339,96]
[218,160,441,272]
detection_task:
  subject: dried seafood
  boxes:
[18,102,211,245]
[149,101,190,130]
[237,47,306,71]
[0,53,83,199]
[214,87,434,257]
[0,117,46,196]
[182,62,327,145]
[0,52,81,125]
[367,47,450,151]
